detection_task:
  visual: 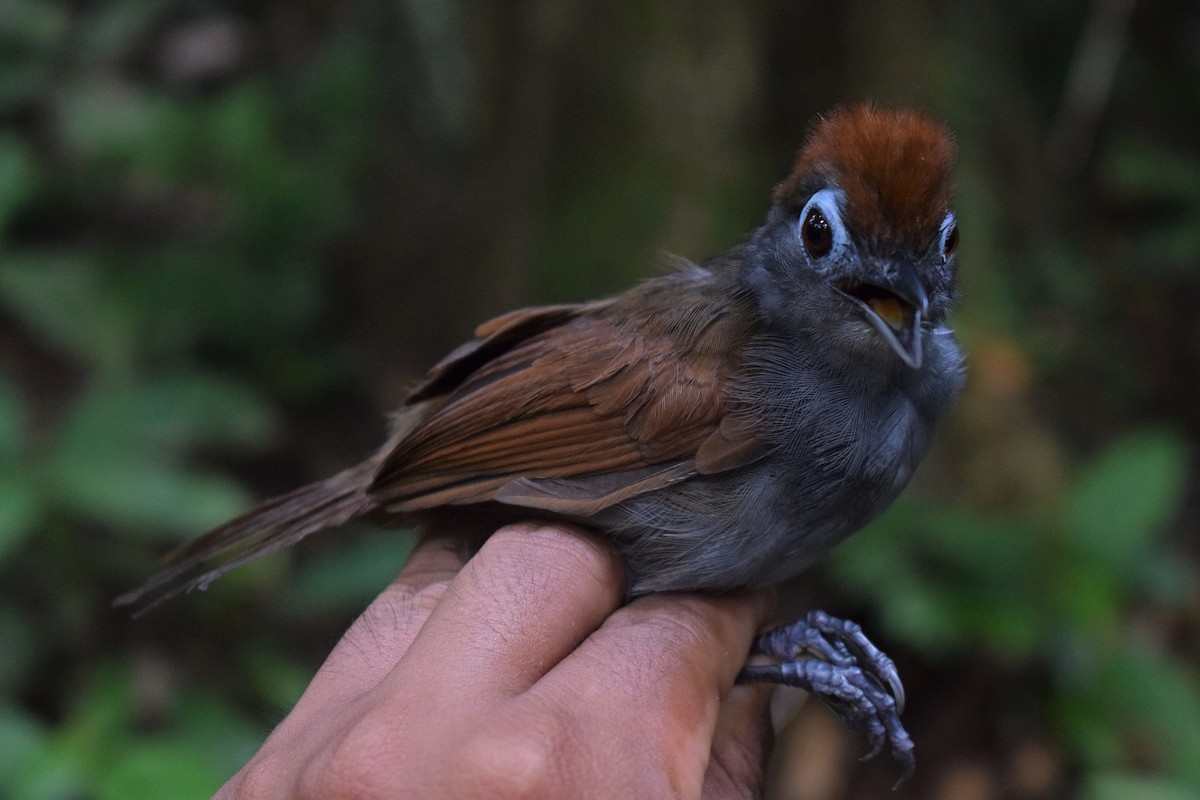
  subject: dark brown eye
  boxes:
[802,207,833,258]
[942,223,959,260]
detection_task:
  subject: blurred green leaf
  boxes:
[950,590,1040,657]
[97,741,221,800]
[0,375,26,461]
[3,753,86,800]
[117,247,326,367]
[0,605,36,693]
[0,378,35,560]
[881,581,968,656]
[70,373,278,452]
[536,149,675,300]
[1134,552,1198,606]
[1085,772,1199,800]
[56,661,134,770]
[1099,137,1200,272]
[0,472,39,564]
[831,501,1045,658]
[1049,560,1123,636]
[916,507,1036,585]
[0,663,127,799]
[286,527,415,615]
[242,645,312,713]
[1051,693,1123,767]
[50,454,253,539]
[0,252,132,371]
[58,81,176,165]
[0,133,36,238]
[0,1,68,110]
[0,707,48,787]
[1097,644,1200,783]
[1107,139,1200,204]
[173,689,267,777]
[0,0,70,44]
[1064,430,1187,567]
[75,2,161,65]
[208,84,276,172]
[44,376,276,537]
[1103,140,1200,272]
[1057,639,1200,790]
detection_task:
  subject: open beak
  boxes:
[834,262,930,369]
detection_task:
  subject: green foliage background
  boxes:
[0,2,1197,797]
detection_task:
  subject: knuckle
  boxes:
[379,573,450,614]
[453,734,556,800]
[454,718,564,799]
[483,524,622,598]
[228,753,291,800]
[347,577,449,649]
[300,718,396,800]
[402,578,452,617]
[620,599,721,661]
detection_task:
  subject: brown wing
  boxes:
[115,273,764,611]
[369,289,764,516]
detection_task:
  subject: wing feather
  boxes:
[369,284,765,514]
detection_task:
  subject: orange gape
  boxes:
[120,105,965,783]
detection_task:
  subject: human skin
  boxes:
[216,523,776,799]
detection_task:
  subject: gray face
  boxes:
[743,183,959,371]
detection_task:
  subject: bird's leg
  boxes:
[736,610,915,786]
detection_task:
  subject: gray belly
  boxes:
[603,410,924,595]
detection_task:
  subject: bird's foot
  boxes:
[736,610,914,787]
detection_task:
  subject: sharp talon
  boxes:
[893,749,916,789]
[883,664,906,714]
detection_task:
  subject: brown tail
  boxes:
[114,462,375,614]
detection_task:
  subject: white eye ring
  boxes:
[797,188,849,262]
[939,212,959,261]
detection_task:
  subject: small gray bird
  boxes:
[119,105,964,780]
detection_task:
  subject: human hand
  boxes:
[217,522,776,799]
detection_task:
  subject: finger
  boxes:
[384,522,626,703]
[309,533,467,689]
[529,589,773,794]
[259,533,469,750]
[215,534,475,800]
[702,682,775,799]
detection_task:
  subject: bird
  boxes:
[117,104,964,781]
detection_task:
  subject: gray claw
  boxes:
[739,610,914,785]
[881,661,905,715]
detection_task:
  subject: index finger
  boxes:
[285,533,468,718]
[525,590,773,793]
[381,522,626,703]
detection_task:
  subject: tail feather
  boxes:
[114,463,374,614]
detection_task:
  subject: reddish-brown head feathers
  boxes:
[774,105,955,251]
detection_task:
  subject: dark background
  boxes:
[2,1,1198,798]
